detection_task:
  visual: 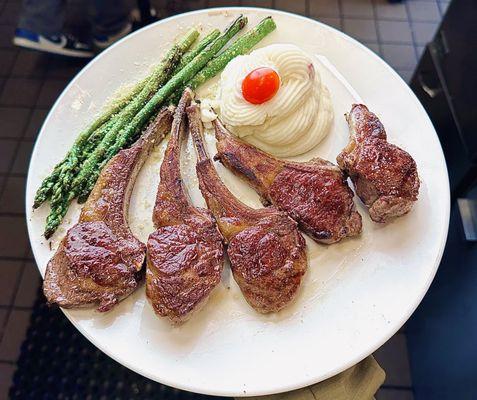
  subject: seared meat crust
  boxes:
[337,104,419,223]
[146,89,224,324]
[189,103,307,313]
[213,120,361,244]
[43,108,173,311]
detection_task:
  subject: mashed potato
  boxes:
[215,43,333,157]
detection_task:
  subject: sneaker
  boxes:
[93,22,132,50]
[13,28,94,58]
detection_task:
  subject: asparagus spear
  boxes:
[174,29,220,73]
[34,30,201,210]
[85,30,215,149]
[72,28,213,161]
[76,15,248,203]
[33,166,63,209]
[169,16,277,105]
[80,30,219,157]
[33,71,150,209]
[34,118,112,207]
[33,113,109,208]
[43,29,200,238]
[47,28,199,213]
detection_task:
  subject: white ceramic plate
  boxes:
[26,8,450,397]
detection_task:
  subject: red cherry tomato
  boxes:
[241,67,280,105]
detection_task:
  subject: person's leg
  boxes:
[17,0,65,36]
[14,0,93,58]
[91,0,132,47]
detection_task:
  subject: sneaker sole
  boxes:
[13,37,94,58]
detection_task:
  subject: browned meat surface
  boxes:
[146,89,224,324]
[213,119,362,244]
[188,103,307,314]
[337,104,420,223]
[43,108,174,312]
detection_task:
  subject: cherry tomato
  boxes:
[241,67,280,105]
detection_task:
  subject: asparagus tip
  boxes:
[44,227,54,240]
[229,14,248,30]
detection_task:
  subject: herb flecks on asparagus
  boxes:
[33,66,152,209]
[39,16,277,238]
[49,28,199,210]
[76,15,248,203]
[170,16,277,104]
[190,17,276,90]
[174,29,220,74]
[43,29,199,238]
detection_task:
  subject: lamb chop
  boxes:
[187,103,307,314]
[43,108,173,312]
[146,89,224,324]
[337,104,420,223]
[212,119,362,244]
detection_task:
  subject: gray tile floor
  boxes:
[0,0,448,398]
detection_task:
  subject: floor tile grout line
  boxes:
[376,41,416,46]
[5,256,27,308]
[33,77,70,108]
[0,247,29,346]
[336,0,343,30]
[0,108,34,200]
[380,384,414,390]
[404,1,423,62]
[0,80,42,108]
[0,137,35,143]
[0,143,21,199]
[370,0,383,57]
[0,305,34,311]
[437,1,448,17]
[0,104,33,111]
[0,256,34,262]
[0,173,27,178]
[0,75,5,94]
[0,212,26,217]
[6,45,21,82]
[340,15,439,24]
[0,50,18,79]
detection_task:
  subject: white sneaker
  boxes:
[13,28,93,58]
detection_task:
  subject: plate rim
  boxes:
[25,6,451,396]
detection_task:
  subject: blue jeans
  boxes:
[18,0,131,37]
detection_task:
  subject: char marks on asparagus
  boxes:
[146,89,224,324]
[43,108,173,312]
[76,16,249,205]
[213,119,362,244]
[41,29,199,238]
[35,16,278,238]
[337,104,420,223]
[188,103,307,314]
[169,17,277,104]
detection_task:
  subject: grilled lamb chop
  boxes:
[146,89,224,324]
[337,104,420,223]
[43,108,173,312]
[213,119,362,244]
[187,103,307,314]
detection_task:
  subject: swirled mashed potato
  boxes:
[215,44,333,157]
